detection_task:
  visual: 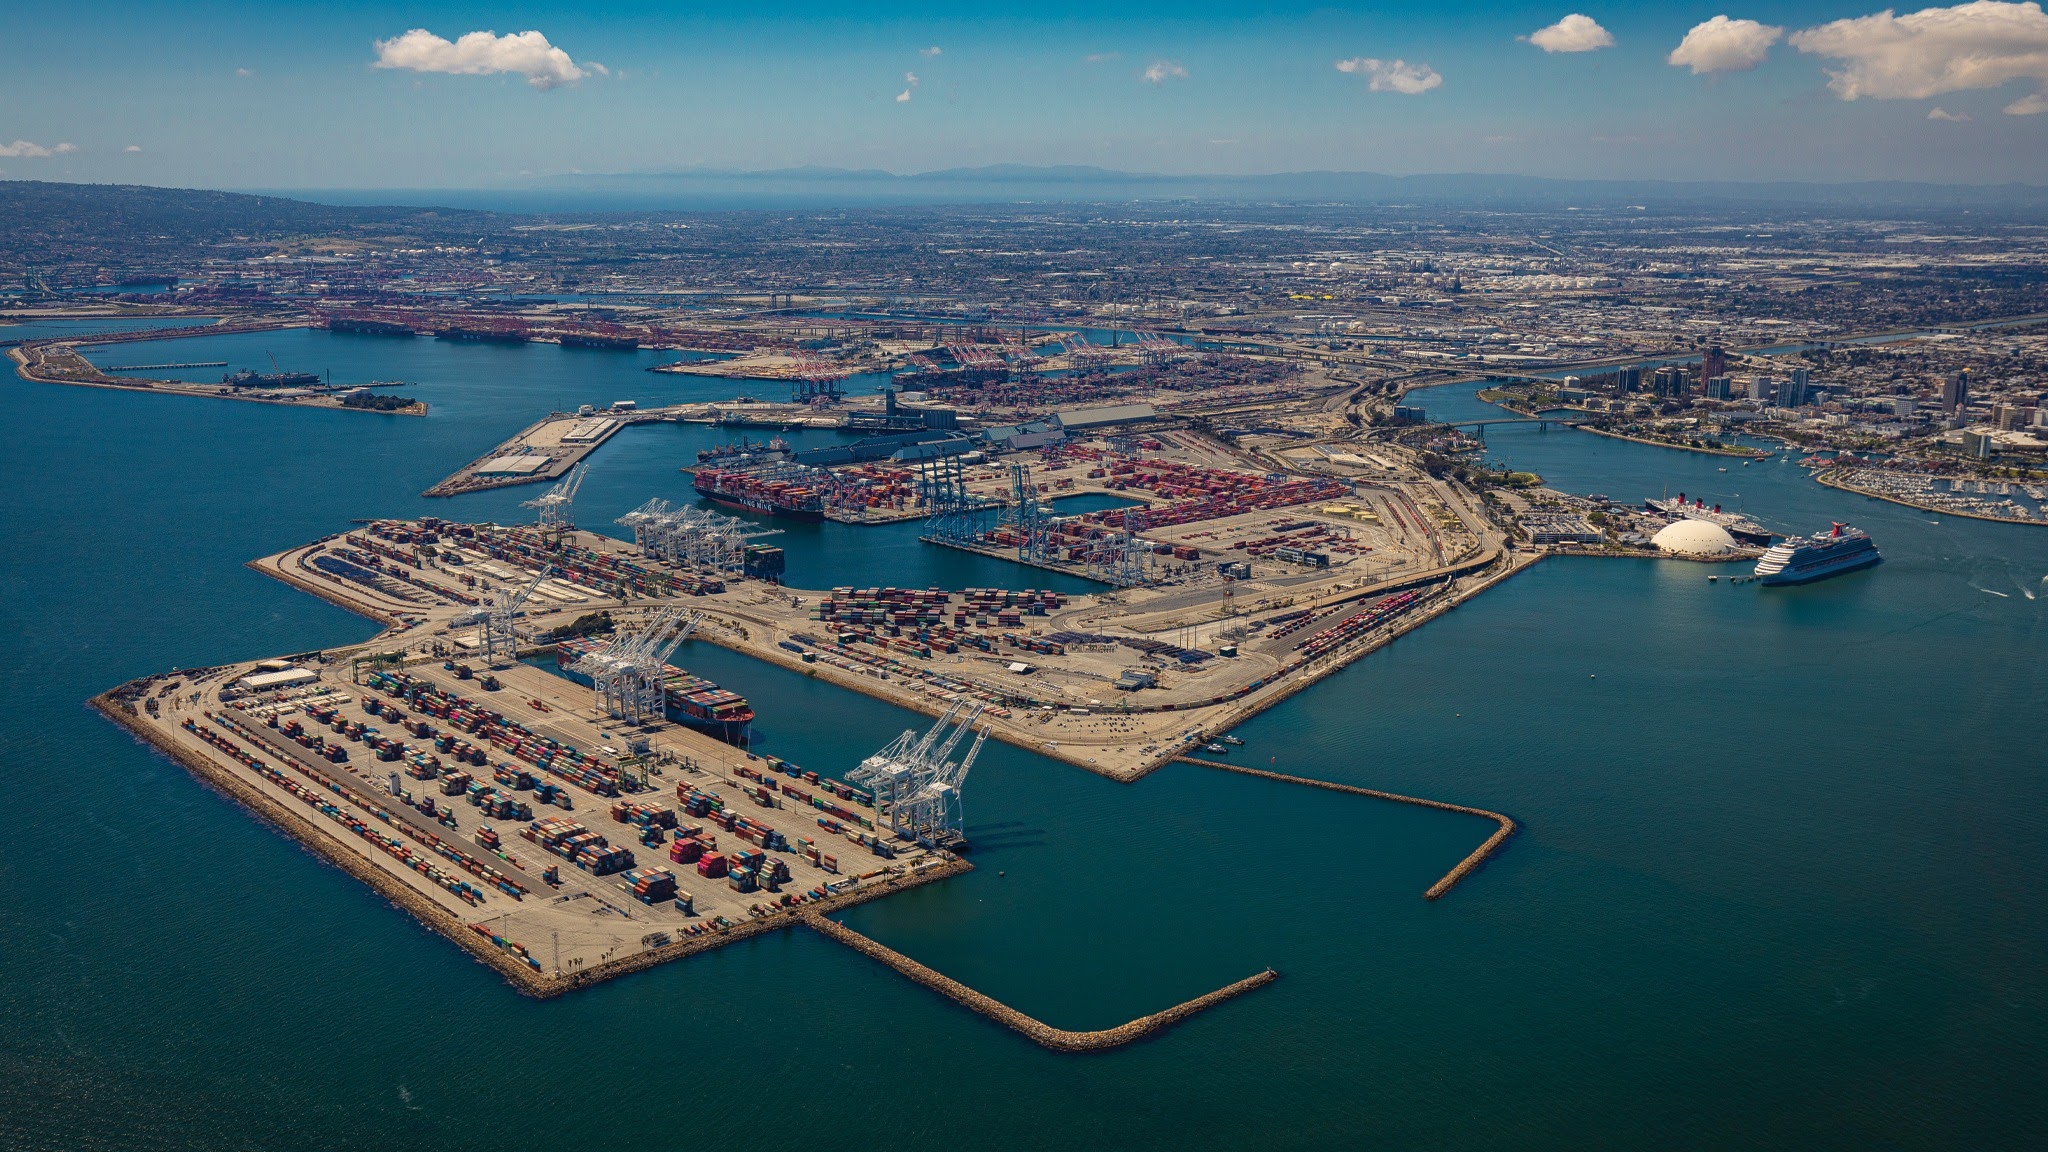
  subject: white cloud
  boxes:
[0,140,76,158]
[1927,105,1973,118]
[1085,51,1121,63]
[1335,57,1444,94]
[1525,14,1615,53]
[235,67,254,77]
[896,88,913,103]
[124,144,142,152]
[897,71,920,102]
[921,46,942,57]
[1789,1,2048,118]
[1142,60,1189,84]
[1668,15,1783,73]
[372,28,590,90]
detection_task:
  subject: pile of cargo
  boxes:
[610,801,677,829]
[464,785,532,821]
[822,463,915,514]
[269,715,351,763]
[622,867,678,905]
[1081,460,1352,531]
[814,586,952,628]
[677,787,725,819]
[959,587,1065,619]
[521,814,634,874]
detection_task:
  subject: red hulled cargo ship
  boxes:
[691,465,827,521]
[554,637,756,744]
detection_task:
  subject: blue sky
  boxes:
[2,1,2045,188]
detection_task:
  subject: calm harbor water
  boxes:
[1,335,2043,1149]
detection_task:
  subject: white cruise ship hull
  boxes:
[1756,547,1881,585]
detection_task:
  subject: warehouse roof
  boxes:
[241,668,317,691]
[477,454,553,475]
[1054,403,1158,429]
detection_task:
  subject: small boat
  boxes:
[1203,742,1230,754]
[1717,467,1728,472]
[1218,735,1245,746]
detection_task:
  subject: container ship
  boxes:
[553,637,755,743]
[1753,523,1881,585]
[558,332,642,350]
[328,316,418,337]
[691,464,827,521]
[434,324,531,344]
[1645,495,1774,546]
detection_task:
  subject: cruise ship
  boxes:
[1645,495,1774,546]
[1753,523,1882,585]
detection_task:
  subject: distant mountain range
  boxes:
[523,164,2048,209]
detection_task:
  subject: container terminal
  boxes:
[93,422,1540,1036]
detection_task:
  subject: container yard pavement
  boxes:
[98,653,962,994]
[243,493,1517,781]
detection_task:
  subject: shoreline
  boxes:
[1568,423,1770,459]
[1813,468,2048,527]
[8,323,429,417]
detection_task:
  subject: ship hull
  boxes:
[692,482,827,522]
[551,642,755,745]
[1757,550,1881,585]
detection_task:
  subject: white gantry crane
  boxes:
[567,606,701,724]
[848,700,985,850]
[522,463,589,541]
[615,497,781,572]
[480,565,554,663]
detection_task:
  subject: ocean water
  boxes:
[1,341,2043,1150]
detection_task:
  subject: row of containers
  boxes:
[335,538,482,604]
[364,670,625,798]
[194,711,523,903]
[814,586,1068,634]
[361,518,725,598]
[1295,590,1424,660]
[774,634,1019,717]
[1083,459,1355,533]
[313,551,464,607]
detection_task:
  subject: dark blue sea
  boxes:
[2,329,2042,1149]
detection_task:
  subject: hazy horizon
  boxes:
[4,1,2047,189]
